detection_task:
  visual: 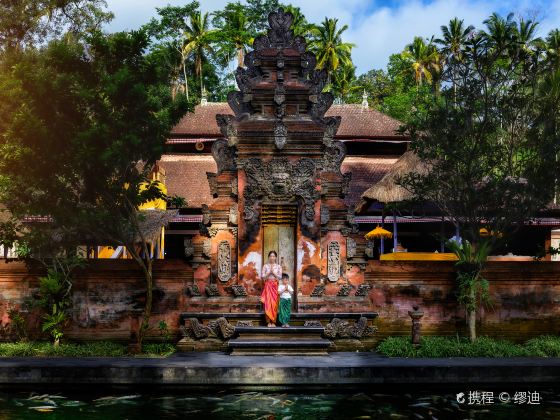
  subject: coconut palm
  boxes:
[283,5,310,38]
[436,18,474,101]
[331,64,361,103]
[436,18,474,63]
[545,29,560,70]
[401,36,441,88]
[215,3,253,68]
[309,17,355,84]
[513,17,541,56]
[481,12,516,55]
[183,11,218,97]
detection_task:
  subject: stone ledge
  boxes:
[0,353,559,388]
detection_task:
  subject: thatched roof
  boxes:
[134,209,178,243]
[360,151,429,204]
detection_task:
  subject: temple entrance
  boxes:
[262,204,297,310]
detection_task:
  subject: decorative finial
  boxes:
[201,86,208,106]
[361,90,368,110]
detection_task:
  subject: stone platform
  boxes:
[177,312,379,353]
[0,352,559,390]
[229,326,331,355]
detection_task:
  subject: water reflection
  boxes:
[0,390,559,419]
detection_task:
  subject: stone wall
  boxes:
[0,259,558,343]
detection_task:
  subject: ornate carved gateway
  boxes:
[186,8,361,307]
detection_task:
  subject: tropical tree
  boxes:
[436,18,474,99]
[401,36,441,89]
[331,64,361,103]
[0,0,113,50]
[144,3,200,101]
[546,29,560,69]
[183,11,218,97]
[400,16,560,342]
[283,5,311,38]
[309,17,355,84]
[0,31,189,349]
[212,2,253,68]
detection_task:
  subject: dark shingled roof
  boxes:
[159,154,399,209]
[170,103,406,140]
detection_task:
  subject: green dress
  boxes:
[278,284,293,325]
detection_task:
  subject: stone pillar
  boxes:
[408,305,424,346]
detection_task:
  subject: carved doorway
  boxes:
[262,204,297,311]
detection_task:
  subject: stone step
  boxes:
[234,326,325,340]
[228,338,332,356]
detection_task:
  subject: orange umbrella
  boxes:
[365,225,393,240]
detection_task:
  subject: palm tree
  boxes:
[401,36,441,89]
[183,11,217,98]
[217,3,253,68]
[309,17,355,84]
[482,12,516,55]
[545,29,560,69]
[331,64,361,103]
[513,17,541,56]
[436,18,474,101]
[283,5,310,38]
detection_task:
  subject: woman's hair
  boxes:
[268,250,278,258]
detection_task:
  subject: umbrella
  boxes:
[365,225,393,240]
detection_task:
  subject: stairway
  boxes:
[228,326,331,356]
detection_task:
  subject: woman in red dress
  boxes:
[261,250,282,327]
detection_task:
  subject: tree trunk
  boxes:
[182,60,189,101]
[468,284,476,342]
[237,47,244,68]
[137,256,154,350]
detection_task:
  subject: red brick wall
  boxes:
[0,259,558,342]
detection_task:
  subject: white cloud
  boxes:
[104,0,560,73]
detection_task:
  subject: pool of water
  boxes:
[0,389,559,419]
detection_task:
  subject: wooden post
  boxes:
[380,206,385,254]
[392,208,398,252]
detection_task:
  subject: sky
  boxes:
[104,0,560,73]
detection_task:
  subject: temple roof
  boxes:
[158,154,399,209]
[170,103,407,141]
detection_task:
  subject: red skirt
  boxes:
[261,279,279,323]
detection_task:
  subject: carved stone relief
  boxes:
[239,157,319,223]
[229,204,238,226]
[346,237,357,258]
[217,241,231,282]
[202,239,212,258]
[320,205,330,225]
[322,141,346,173]
[211,139,237,173]
[201,204,211,226]
[274,120,287,150]
[184,239,194,258]
[327,241,341,282]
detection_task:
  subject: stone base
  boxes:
[176,337,228,352]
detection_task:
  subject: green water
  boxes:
[0,390,559,419]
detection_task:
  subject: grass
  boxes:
[376,335,560,358]
[0,341,176,357]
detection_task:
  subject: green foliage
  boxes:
[7,309,28,342]
[376,335,560,358]
[309,18,355,84]
[157,320,171,343]
[0,341,176,357]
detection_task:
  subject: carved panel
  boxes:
[274,120,287,149]
[239,157,318,223]
[320,205,330,225]
[346,237,357,258]
[202,239,212,258]
[229,204,238,226]
[211,139,237,173]
[217,240,231,282]
[327,241,341,282]
[322,141,346,173]
[183,239,194,258]
[337,284,352,296]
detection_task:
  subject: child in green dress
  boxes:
[278,273,294,327]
